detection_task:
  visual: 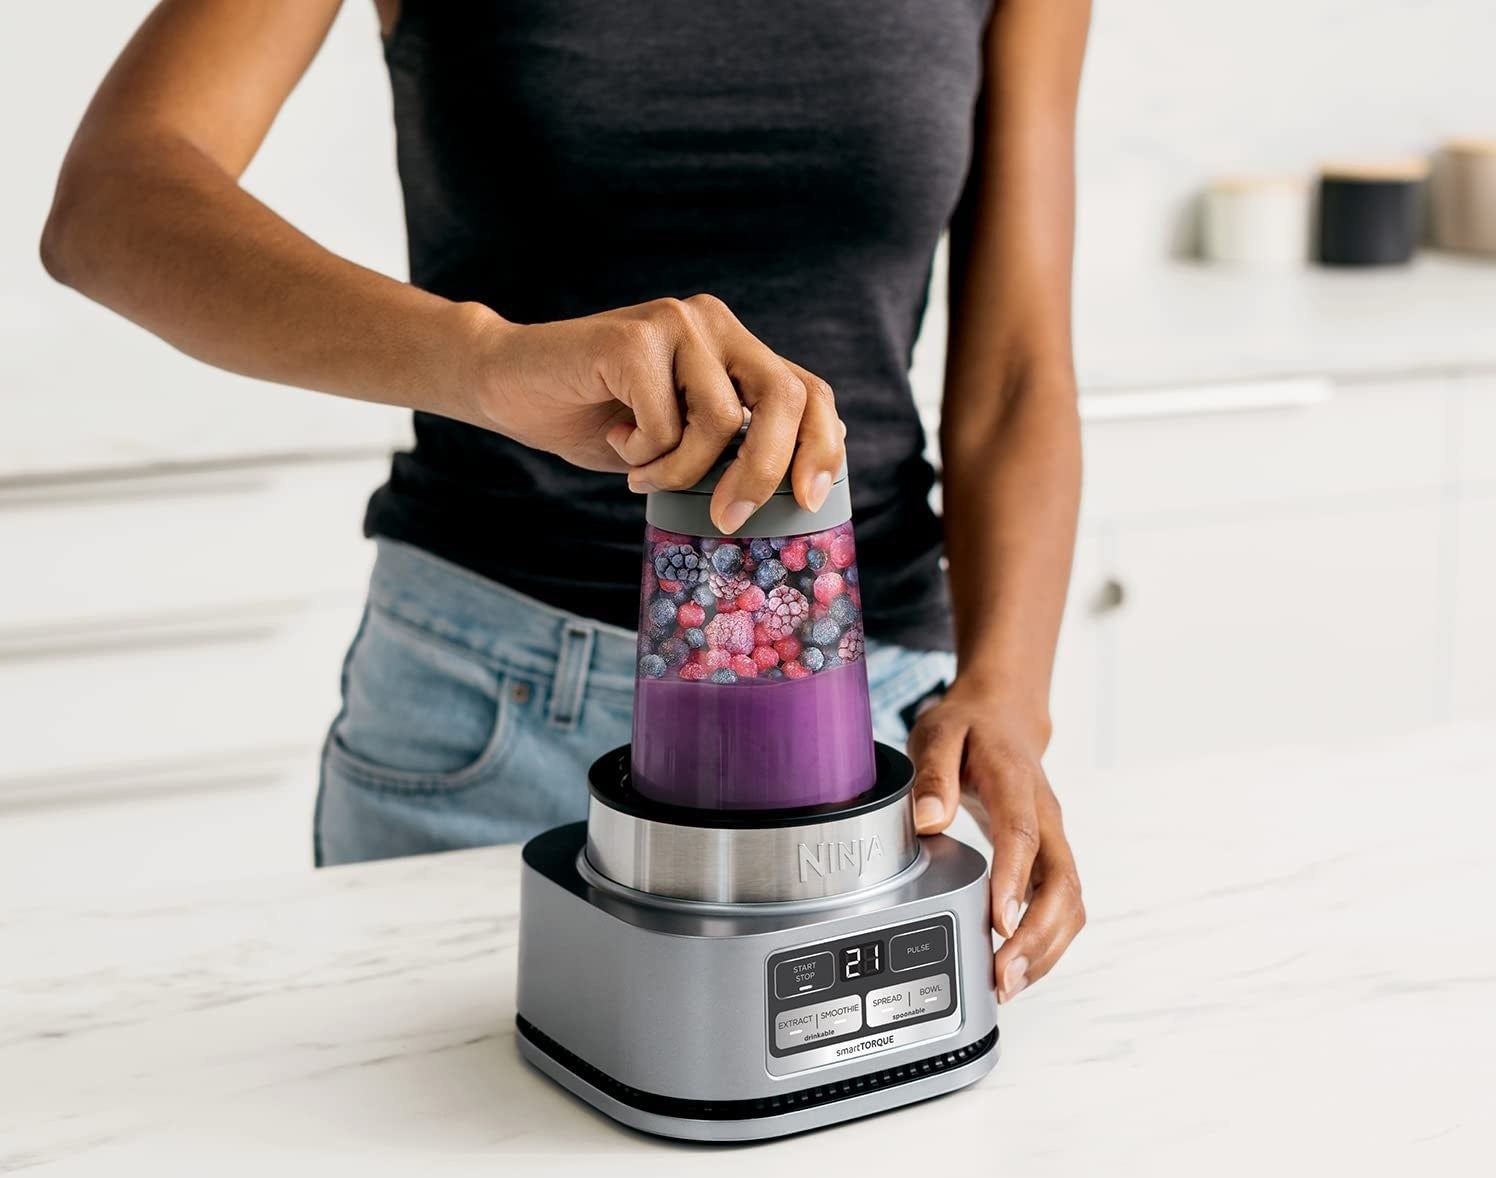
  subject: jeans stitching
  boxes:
[549,624,594,730]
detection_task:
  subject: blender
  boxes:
[514,455,999,1141]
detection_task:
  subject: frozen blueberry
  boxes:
[708,667,738,684]
[692,583,716,607]
[684,627,707,649]
[653,543,706,585]
[648,596,678,628]
[828,596,858,626]
[638,654,667,679]
[659,637,689,666]
[823,652,844,668]
[669,586,690,604]
[710,545,744,576]
[810,618,842,647]
[753,559,786,590]
[800,646,826,672]
[844,565,859,587]
[806,548,828,572]
[795,573,818,595]
[749,538,775,562]
[760,666,784,680]
[768,536,787,550]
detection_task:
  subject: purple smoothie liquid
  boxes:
[631,660,876,810]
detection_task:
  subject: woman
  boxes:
[42,0,1088,1002]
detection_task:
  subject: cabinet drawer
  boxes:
[0,600,362,799]
[1081,378,1450,520]
[0,457,387,637]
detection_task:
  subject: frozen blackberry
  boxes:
[648,596,678,628]
[828,596,858,626]
[653,543,706,584]
[749,538,775,562]
[806,547,828,572]
[810,617,842,647]
[753,559,786,590]
[684,626,707,649]
[638,654,667,679]
[710,545,745,576]
[658,637,690,666]
[800,646,826,672]
[691,583,715,607]
[708,667,738,684]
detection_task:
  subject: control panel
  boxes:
[764,914,960,1076]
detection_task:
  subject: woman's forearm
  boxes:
[41,130,489,427]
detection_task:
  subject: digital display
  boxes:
[840,940,884,980]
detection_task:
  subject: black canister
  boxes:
[1316,160,1428,266]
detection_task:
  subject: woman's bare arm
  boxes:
[40,0,845,531]
[908,0,1091,1001]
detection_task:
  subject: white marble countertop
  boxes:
[3,723,1494,1176]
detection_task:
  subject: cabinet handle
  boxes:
[1093,578,1126,614]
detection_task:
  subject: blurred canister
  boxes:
[1316,159,1428,266]
[1431,139,1496,255]
[1201,176,1310,269]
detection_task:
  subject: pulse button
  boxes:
[774,951,834,999]
[889,924,950,973]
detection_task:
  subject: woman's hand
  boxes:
[907,680,1085,1002]
[460,295,845,534]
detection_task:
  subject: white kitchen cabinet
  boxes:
[1451,495,1496,723]
[1101,502,1443,767]
[1044,533,1107,783]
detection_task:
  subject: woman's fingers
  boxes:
[711,328,807,533]
[980,747,1045,940]
[784,361,845,514]
[993,789,1085,1002]
[625,328,743,493]
[906,710,966,834]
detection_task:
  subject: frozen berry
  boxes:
[760,667,784,680]
[806,548,827,572]
[749,538,775,562]
[702,649,732,671]
[659,637,689,666]
[838,626,865,661]
[653,543,706,585]
[648,596,678,628]
[811,617,841,646]
[782,660,811,680]
[801,646,826,672]
[829,535,856,569]
[848,586,861,609]
[769,535,787,550]
[844,565,859,587]
[638,653,667,679]
[761,585,810,640]
[692,583,716,607]
[705,611,756,655]
[813,572,845,606]
[773,635,802,661]
[780,540,809,571]
[735,585,767,613]
[754,621,773,645]
[708,667,738,684]
[729,654,759,678]
[679,662,708,681]
[708,570,751,600]
[810,530,838,549]
[684,627,707,649]
[677,601,706,628]
[828,596,858,626]
[658,578,682,594]
[823,652,844,667]
[710,545,744,576]
[752,645,780,669]
[753,559,786,590]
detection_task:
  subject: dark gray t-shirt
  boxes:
[366,0,992,650]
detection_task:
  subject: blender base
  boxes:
[514,820,999,1142]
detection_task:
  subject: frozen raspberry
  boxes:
[811,617,842,647]
[806,548,828,572]
[773,635,801,662]
[679,662,708,681]
[810,530,838,549]
[647,596,678,628]
[829,535,856,569]
[677,601,706,628]
[705,611,756,655]
[780,541,809,572]
[813,572,845,606]
[708,570,752,600]
[801,646,825,672]
[782,660,811,680]
[710,545,745,576]
[838,626,865,662]
[761,585,810,640]
[658,578,682,594]
[752,645,780,669]
[702,649,732,671]
[708,667,738,684]
[729,654,759,678]
[638,654,667,679]
[828,596,858,626]
[716,597,737,612]
[684,627,707,649]
[754,621,773,646]
[735,585,767,613]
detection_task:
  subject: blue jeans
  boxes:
[315,539,957,866]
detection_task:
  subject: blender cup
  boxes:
[631,462,876,811]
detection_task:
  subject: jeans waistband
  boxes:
[367,538,637,701]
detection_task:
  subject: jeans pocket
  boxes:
[325,605,514,793]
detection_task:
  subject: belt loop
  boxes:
[548,623,596,730]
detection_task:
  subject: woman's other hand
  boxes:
[460,295,844,534]
[906,680,1085,1002]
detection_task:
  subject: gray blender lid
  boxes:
[644,432,852,538]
